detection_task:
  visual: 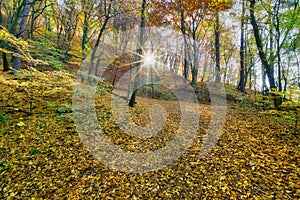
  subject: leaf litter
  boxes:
[0,69,299,199]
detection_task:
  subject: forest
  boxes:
[0,0,300,199]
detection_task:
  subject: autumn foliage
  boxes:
[148,0,233,26]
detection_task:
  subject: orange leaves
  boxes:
[148,0,233,36]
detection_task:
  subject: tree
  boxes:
[149,0,233,84]
[0,0,26,71]
[87,0,114,83]
[179,0,189,80]
[0,1,10,71]
[179,0,208,85]
[52,0,80,61]
[12,0,32,71]
[244,32,258,90]
[208,0,233,82]
[214,12,222,82]
[28,0,49,38]
[239,0,246,93]
[0,26,42,66]
[272,0,299,91]
[221,29,236,84]
[80,0,98,59]
[249,0,276,89]
[128,0,147,107]
[149,0,210,83]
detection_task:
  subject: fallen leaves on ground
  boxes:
[0,69,299,199]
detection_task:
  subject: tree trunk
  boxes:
[215,12,221,82]
[295,51,300,90]
[180,0,188,79]
[249,0,276,89]
[0,2,2,26]
[88,0,113,83]
[249,68,252,89]
[29,5,35,38]
[82,12,89,58]
[191,34,199,86]
[275,0,282,91]
[128,0,147,107]
[2,53,9,71]
[239,1,246,93]
[0,3,9,71]
[12,0,32,71]
[201,51,208,82]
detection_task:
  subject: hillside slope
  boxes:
[0,69,299,199]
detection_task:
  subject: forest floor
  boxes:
[0,69,299,199]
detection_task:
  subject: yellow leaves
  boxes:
[190,161,202,165]
[17,134,25,140]
[0,26,31,60]
[221,184,228,192]
[0,26,28,48]
[0,69,300,199]
[269,109,278,115]
[0,26,49,66]
[19,82,30,87]
[17,121,26,127]
[208,0,233,12]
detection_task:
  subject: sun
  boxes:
[143,51,156,66]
